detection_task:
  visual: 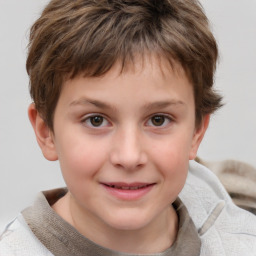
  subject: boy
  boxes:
[1,0,256,255]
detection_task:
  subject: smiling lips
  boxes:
[101,182,155,200]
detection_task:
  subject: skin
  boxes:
[28,56,209,254]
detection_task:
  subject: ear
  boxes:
[189,114,210,160]
[28,103,58,161]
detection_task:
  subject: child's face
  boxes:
[41,56,207,232]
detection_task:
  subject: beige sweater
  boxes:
[196,157,256,214]
[0,189,200,256]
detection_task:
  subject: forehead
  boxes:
[52,53,197,132]
[59,54,194,107]
[68,53,190,88]
[119,54,186,76]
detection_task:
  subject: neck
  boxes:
[52,192,178,254]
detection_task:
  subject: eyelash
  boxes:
[146,114,174,128]
[81,114,111,128]
[81,113,174,129]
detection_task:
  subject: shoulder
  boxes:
[180,160,256,255]
[0,214,53,256]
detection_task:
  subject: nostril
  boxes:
[109,134,147,169]
[110,151,147,170]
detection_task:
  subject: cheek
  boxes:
[151,134,193,166]
[156,147,189,180]
[157,148,189,202]
[56,135,108,182]
[150,136,191,185]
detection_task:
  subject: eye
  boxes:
[83,115,110,128]
[146,115,172,127]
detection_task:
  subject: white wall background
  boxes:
[0,0,255,232]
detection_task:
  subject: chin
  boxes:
[104,210,153,231]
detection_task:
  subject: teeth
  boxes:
[108,185,148,190]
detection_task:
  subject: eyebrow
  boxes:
[69,97,185,111]
[142,100,185,111]
[70,98,114,110]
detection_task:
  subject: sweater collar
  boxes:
[22,188,201,256]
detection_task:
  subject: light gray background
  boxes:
[0,0,256,232]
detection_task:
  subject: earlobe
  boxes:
[28,103,58,161]
[189,114,210,160]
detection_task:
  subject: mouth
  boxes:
[100,182,155,200]
[102,182,154,190]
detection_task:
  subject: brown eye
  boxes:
[146,115,172,127]
[151,116,165,126]
[83,115,110,128]
[89,116,104,127]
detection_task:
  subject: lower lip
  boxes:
[102,184,154,201]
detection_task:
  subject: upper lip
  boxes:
[101,182,155,190]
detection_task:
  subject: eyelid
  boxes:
[145,113,174,127]
[81,113,111,128]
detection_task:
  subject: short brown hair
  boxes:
[27,0,222,130]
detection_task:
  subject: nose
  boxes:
[109,126,147,171]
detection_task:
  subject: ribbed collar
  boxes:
[22,188,201,256]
